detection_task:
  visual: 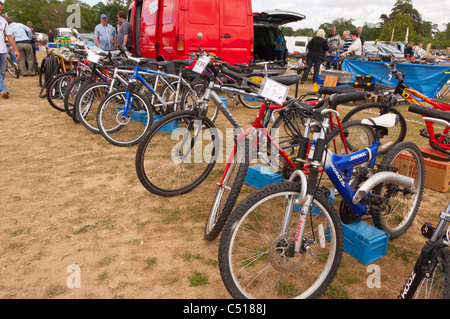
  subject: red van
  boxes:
[128,0,254,64]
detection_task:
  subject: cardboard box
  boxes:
[394,146,450,192]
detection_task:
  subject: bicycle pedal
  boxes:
[421,222,436,239]
[419,127,429,138]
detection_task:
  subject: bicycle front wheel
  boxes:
[219,182,343,299]
[135,110,219,197]
[75,81,112,134]
[372,141,425,238]
[205,138,250,241]
[412,248,450,299]
[97,89,153,146]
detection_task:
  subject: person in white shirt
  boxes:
[413,42,426,58]
[0,1,20,98]
[341,30,361,56]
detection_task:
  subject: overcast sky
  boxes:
[83,0,449,31]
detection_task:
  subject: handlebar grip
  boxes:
[331,92,370,106]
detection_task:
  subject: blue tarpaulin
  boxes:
[341,59,450,98]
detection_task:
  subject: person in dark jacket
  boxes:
[301,29,329,84]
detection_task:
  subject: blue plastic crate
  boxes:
[153,114,178,133]
[342,221,389,265]
[219,96,228,107]
[244,164,284,189]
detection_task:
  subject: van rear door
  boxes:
[218,0,253,63]
[131,0,160,57]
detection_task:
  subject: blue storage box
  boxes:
[219,96,228,107]
[48,42,57,48]
[244,164,284,188]
[342,221,389,265]
[153,113,178,133]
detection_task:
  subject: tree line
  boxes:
[283,0,449,49]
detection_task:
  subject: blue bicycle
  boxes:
[96,50,195,146]
[218,92,425,299]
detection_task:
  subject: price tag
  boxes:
[192,55,210,74]
[259,78,289,104]
[87,51,100,63]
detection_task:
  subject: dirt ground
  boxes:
[0,50,448,300]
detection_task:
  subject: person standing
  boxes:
[0,1,20,98]
[94,14,117,51]
[341,30,352,52]
[357,26,365,56]
[47,29,54,43]
[301,29,329,84]
[5,16,34,76]
[341,30,362,56]
[26,21,37,74]
[326,25,340,69]
[117,11,131,51]
[404,42,414,58]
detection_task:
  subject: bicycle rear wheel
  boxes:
[219,182,343,299]
[372,141,425,238]
[135,110,219,197]
[180,78,219,123]
[341,102,407,154]
[75,81,112,134]
[46,71,77,112]
[97,89,153,146]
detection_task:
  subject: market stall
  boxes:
[341,59,450,98]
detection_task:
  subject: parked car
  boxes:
[79,33,95,46]
[55,27,80,41]
[363,42,390,61]
[366,41,404,59]
[35,32,48,43]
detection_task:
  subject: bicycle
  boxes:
[6,53,19,79]
[96,51,197,147]
[398,201,450,299]
[218,93,425,298]
[135,51,372,198]
[343,61,450,156]
[135,51,310,197]
[204,91,373,241]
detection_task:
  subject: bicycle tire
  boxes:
[64,76,92,119]
[372,141,425,238]
[410,247,450,299]
[97,89,153,146]
[237,76,264,109]
[74,81,112,134]
[7,55,19,78]
[204,138,250,241]
[135,110,219,197]
[341,102,407,154]
[218,182,343,299]
[180,78,219,123]
[46,71,77,112]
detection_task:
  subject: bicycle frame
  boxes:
[395,75,450,152]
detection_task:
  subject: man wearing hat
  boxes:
[94,14,117,51]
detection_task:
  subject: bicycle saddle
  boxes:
[318,85,356,95]
[361,113,399,128]
[269,74,299,86]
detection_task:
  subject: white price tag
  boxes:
[87,51,100,63]
[192,56,210,74]
[259,78,289,104]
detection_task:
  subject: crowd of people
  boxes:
[0,7,132,99]
[300,25,366,84]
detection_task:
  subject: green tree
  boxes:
[379,12,414,42]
